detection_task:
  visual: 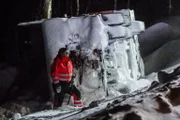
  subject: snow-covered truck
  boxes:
[18,9,150,106]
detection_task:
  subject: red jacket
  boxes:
[51,56,74,83]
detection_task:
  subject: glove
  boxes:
[52,82,61,93]
[56,85,61,93]
[72,73,76,78]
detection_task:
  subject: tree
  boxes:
[43,0,52,18]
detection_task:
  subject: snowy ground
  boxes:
[10,77,180,120]
[0,40,179,120]
[2,13,180,120]
[4,37,180,120]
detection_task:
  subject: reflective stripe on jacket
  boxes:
[51,56,74,83]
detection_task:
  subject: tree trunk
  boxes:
[70,0,73,16]
[76,0,80,16]
[169,0,172,14]
[127,0,130,8]
[43,0,52,19]
[114,0,117,10]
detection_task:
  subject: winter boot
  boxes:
[74,100,83,108]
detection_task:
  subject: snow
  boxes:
[108,26,132,39]
[18,19,45,26]
[42,9,149,107]
[10,9,153,120]
[22,106,81,119]
[9,9,152,120]
[101,13,124,25]
[9,11,180,120]
[17,78,180,120]
[129,21,145,35]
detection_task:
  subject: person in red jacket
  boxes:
[51,48,83,108]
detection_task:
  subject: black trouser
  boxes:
[53,81,81,107]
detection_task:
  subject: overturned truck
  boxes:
[17,9,150,106]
